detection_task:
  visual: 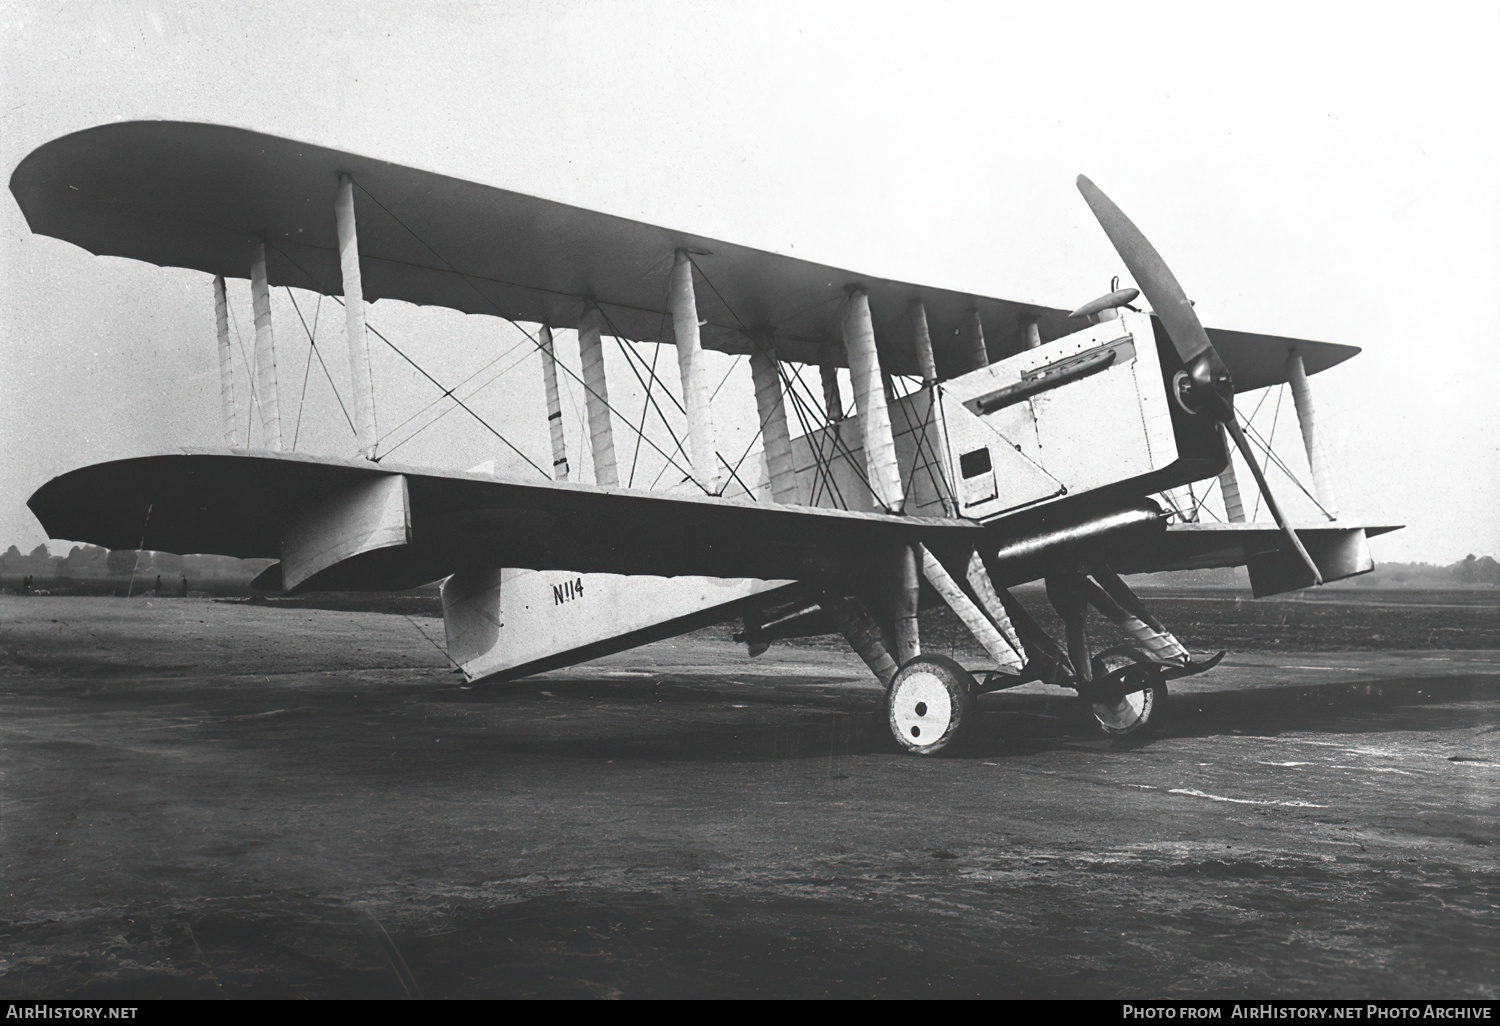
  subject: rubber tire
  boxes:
[886,654,978,756]
[1086,654,1168,738]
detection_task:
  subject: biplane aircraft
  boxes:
[13,122,1398,753]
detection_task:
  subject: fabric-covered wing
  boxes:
[28,451,984,592]
[1113,522,1402,575]
[11,121,1359,385]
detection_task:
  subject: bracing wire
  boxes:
[593,309,702,494]
[889,375,954,514]
[224,291,259,445]
[375,333,532,447]
[1239,416,1336,520]
[365,320,550,477]
[709,354,743,402]
[288,293,324,450]
[378,341,540,460]
[291,314,315,449]
[341,182,704,490]
[1251,385,1285,521]
[626,340,660,488]
[627,296,676,488]
[285,288,357,438]
[1190,475,1224,524]
[265,239,548,477]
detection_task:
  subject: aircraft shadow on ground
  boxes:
[418,673,1499,764]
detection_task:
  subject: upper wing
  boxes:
[11,121,1358,385]
[28,450,985,592]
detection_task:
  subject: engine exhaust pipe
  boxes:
[981,500,1167,588]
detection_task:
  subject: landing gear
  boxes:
[886,654,978,755]
[1084,653,1168,738]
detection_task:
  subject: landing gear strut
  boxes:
[886,655,978,755]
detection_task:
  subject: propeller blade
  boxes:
[1223,418,1323,586]
[1077,175,1236,418]
[1076,175,1213,365]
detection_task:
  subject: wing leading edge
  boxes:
[11,121,1358,388]
[28,450,985,592]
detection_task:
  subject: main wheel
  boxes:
[886,654,978,756]
[1086,653,1167,738]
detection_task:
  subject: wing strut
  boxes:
[537,325,570,480]
[670,251,722,493]
[249,241,283,451]
[577,307,619,487]
[843,290,904,513]
[212,274,239,447]
[335,174,378,458]
[749,339,798,504]
[1286,348,1339,516]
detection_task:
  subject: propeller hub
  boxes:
[1172,350,1234,418]
[1077,174,1323,588]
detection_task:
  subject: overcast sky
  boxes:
[2,0,1496,564]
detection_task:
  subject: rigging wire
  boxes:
[627,298,676,488]
[1251,384,1285,521]
[592,307,702,493]
[788,363,852,508]
[716,450,757,499]
[342,183,703,490]
[626,340,660,488]
[290,311,316,449]
[285,288,357,439]
[779,361,853,509]
[711,336,802,503]
[794,369,877,499]
[596,307,692,453]
[1239,415,1335,520]
[709,354,743,402]
[1194,476,1225,523]
[288,293,325,450]
[683,254,854,503]
[265,239,548,477]
[224,291,259,446]
[378,341,540,460]
[889,375,955,514]
[374,332,532,447]
[365,320,550,477]
[1206,382,1277,519]
[685,253,754,336]
[123,503,153,600]
[687,255,864,510]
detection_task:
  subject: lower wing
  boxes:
[29,449,985,593]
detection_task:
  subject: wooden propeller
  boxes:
[1077,175,1322,586]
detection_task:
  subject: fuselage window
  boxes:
[960,447,992,480]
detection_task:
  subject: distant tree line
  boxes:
[1139,557,1500,590]
[1374,553,1500,587]
[4,542,1496,597]
[1,543,273,596]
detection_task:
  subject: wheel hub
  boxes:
[890,671,953,745]
[1091,687,1153,732]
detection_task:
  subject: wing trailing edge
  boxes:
[12,121,1359,387]
[27,450,985,591]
